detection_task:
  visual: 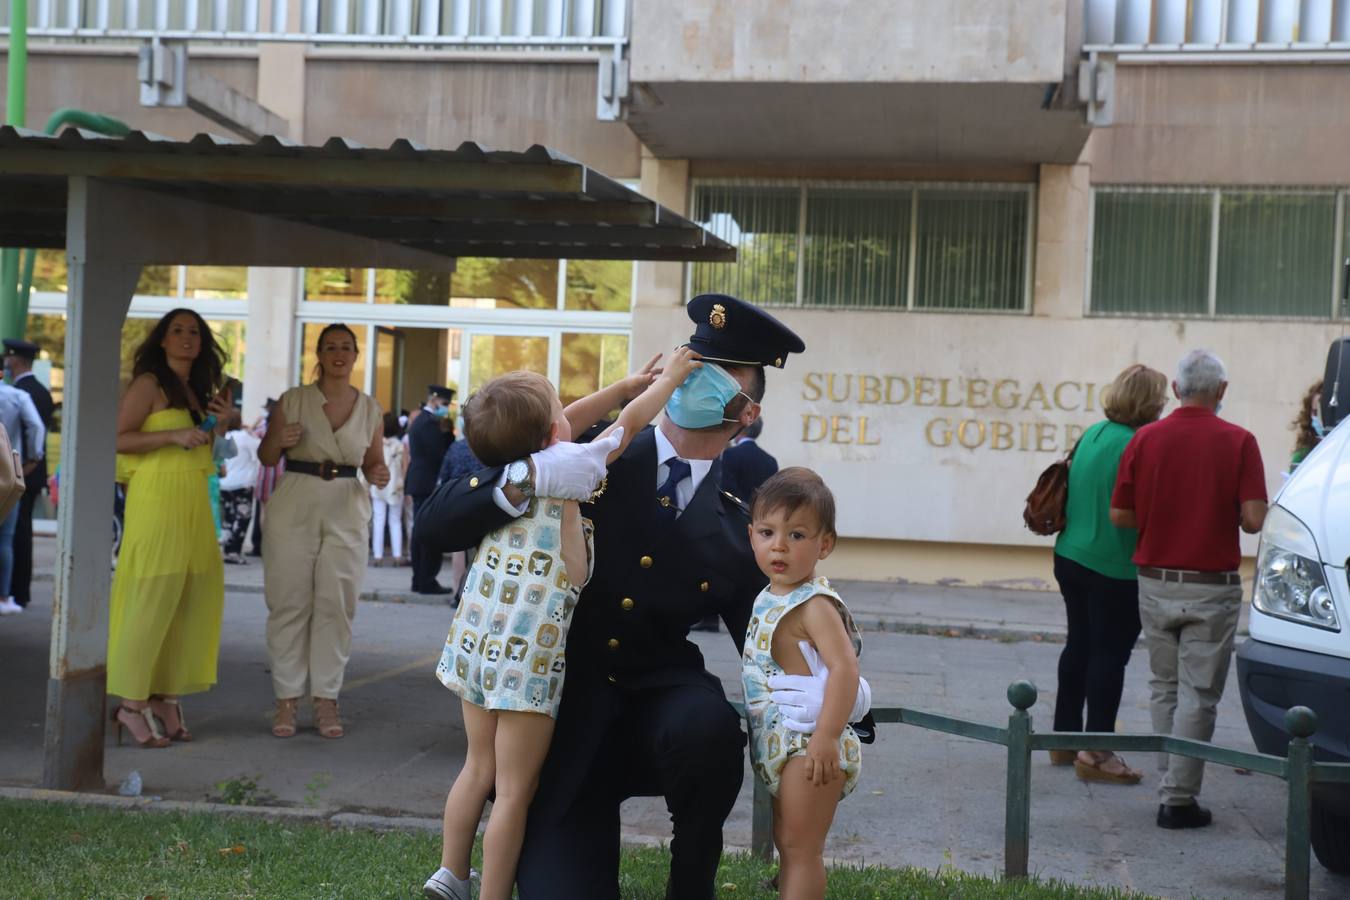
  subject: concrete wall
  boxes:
[4,49,640,178]
[304,58,640,178]
[1085,64,1350,185]
[636,303,1339,549]
[4,49,258,138]
[629,0,1070,84]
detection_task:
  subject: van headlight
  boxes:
[1253,505,1338,631]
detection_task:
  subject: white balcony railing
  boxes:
[1084,0,1350,51]
[0,0,627,46]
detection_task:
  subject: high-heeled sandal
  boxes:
[272,698,299,738]
[313,697,344,739]
[111,704,171,749]
[150,697,192,742]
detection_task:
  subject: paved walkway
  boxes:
[4,539,1317,898]
[31,537,1089,639]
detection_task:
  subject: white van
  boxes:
[1237,337,1350,872]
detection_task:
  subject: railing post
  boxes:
[752,771,774,862]
[1004,680,1037,879]
[1284,706,1317,900]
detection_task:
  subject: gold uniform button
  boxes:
[639,555,653,568]
[608,638,620,650]
[621,598,635,611]
[469,476,479,488]
[699,581,710,592]
[607,674,617,684]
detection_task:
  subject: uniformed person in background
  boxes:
[3,339,54,612]
[416,294,872,900]
[691,416,780,633]
[407,385,456,594]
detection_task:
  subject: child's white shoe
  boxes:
[423,866,472,900]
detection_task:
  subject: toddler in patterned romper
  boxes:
[423,348,702,900]
[741,467,863,900]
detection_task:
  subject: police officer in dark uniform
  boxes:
[417,295,871,900]
[4,339,53,610]
[407,385,456,594]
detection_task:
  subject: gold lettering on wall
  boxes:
[993,380,1020,410]
[859,375,883,404]
[925,418,952,448]
[914,377,937,407]
[957,420,986,449]
[802,414,828,442]
[1053,381,1082,411]
[801,372,1097,453]
[1024,383,1052,411]
[966,378,991,409]
[802,372,823,402]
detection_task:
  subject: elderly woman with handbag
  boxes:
[1050,363,1168,784]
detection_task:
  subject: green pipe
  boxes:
[1,0,28,343]
[14,110,134,332]
[5,0,27,128]
[42,108,132,137]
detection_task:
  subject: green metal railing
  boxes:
[743,682,1350,900]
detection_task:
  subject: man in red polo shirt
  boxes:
[1110,349,1267,830]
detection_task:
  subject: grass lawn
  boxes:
[0,797,1152,899]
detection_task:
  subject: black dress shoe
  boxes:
[415,582,454,596]
[1157,800,1213,829]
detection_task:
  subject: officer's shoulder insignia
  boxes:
[720,489,748,513]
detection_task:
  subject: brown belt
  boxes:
[1138,566,1241,586]
[286,460,358,481]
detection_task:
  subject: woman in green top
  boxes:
[1052,364,1168,785]
[1289,379,1324,472]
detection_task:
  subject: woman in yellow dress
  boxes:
[259,323,388,739]
[109,308,232,747]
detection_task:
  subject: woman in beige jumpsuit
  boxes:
[259,323,388,739]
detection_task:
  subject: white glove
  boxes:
[529,427,623,501]
[767,640,872,734]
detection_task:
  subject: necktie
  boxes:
[656,458,692,526]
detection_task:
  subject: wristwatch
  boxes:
[505,459,535,499]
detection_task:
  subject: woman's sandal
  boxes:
[1074,752,1143,785]
[272,698,300,738]
[1048,750,1077,766]
[314,698,344,739]
[150,697,192,742]
[111,704,171,749]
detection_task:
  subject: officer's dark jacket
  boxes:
[415,425,766,813]
[405,410,453,498]
[13,373,53,486]
[721,440,778,504]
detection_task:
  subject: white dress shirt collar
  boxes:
[654,426,714,496]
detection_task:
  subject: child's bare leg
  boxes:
[480,710,555,900]
[440,700,498,875]
[773,757,841,900]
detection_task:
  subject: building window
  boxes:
[691,181,1034,312]
[1090,187,1347,319]
[300,258,633,312]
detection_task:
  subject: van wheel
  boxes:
[1311,797,1350,873]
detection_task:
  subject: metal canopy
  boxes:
[12,126,732,795]
[0,126,734,263]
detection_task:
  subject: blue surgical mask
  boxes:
[664,363,751,429]
[1312,413,1325,438]
[432,405,450,419]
